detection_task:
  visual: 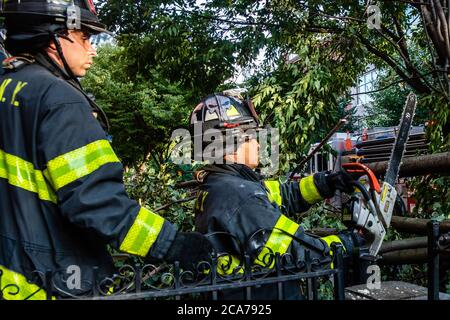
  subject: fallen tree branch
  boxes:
[379,237,428,254]
[380,247,450,265]
[366,152,450,178]
[391,216,450,235]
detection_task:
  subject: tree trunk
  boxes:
[365,152,450,178]
[391,216,450,235]
[380,248,450,265]
[379,237,428,254]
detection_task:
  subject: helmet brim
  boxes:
[81,22,113,36]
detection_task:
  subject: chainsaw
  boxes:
[341,92,417,257]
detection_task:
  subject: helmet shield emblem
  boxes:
[66,4,81,30]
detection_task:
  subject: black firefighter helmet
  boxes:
[189,91,260,161]
[190,92,259,133]
[0,0,109,35]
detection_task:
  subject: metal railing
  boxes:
[427,220,450,300]
[0,244,346,301]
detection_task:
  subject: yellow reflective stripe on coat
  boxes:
[195,191,209,213]
[45,139,120,191]
[0,265,55,300]
[0,149,57,203]
[264,180,282,206]
[119,207,165,257]
[255,215,300,268]
[217,255,244,275]
[299,175,322,204]
[320,235,344,254]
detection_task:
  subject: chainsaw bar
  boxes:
[384,92,417,186]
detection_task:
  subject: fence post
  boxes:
[332,243,345,301]
[135,263,142,294]
[244,255,252,300]
[305,250,314,300]
[275,253,284,300]
[427,220,440,300]
[92,266,99,298]
[45,269,53,300]
[211,253,218,300]
[174,261,181,301]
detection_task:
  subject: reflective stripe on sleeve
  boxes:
[320,235,345,254]
[119,207,165,257]
[320,235,345,269]
[217,255,244,275]
[45,139,120,191]
[0,265,55,300]
[255,215,300,268]
[0,149,57,203]
[264,180,282,206]
[299,175,323,204]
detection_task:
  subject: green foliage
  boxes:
[123,161,196,232]
[366,70,437,130]
[409,175,450,220]
[97,0,239,97]
[86,1,449,292]
[299,203,346,231]
[251,34,366,173]
[82,45,193,167]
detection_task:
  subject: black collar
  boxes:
[202,164,261,183]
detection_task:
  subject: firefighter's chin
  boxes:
[75,64,92,77]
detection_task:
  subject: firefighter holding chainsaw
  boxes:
[0,0,213,299]
[190,92,366,299]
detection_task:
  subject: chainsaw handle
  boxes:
[342,162,381,193]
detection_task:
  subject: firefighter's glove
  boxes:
[164,232,213,271]
[325,170,355,195]
[337,229,366,256]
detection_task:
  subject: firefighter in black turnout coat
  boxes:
[190,92,364,299]
[0,0,212,299]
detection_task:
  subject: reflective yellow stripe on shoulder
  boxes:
[299,175,323,204]
[45,139,120,191]
[0,265,55,300]
[119,207,165,257]
[0,149,57,203]
[264,180,282,206]
[255,215,300,268]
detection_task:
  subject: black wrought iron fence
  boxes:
[427,221,450,300]
[0,244,346,301]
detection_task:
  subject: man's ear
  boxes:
[46,40,58,54]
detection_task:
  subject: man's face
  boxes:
[232,138,260,169]
[58,30,97,77]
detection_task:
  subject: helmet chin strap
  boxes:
[50,32,80,85]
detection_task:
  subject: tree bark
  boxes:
[390,216,450,235]
[421,1,449,66]
[365,152,450,178]
[380,247,450,264]
[379,237,428,254]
